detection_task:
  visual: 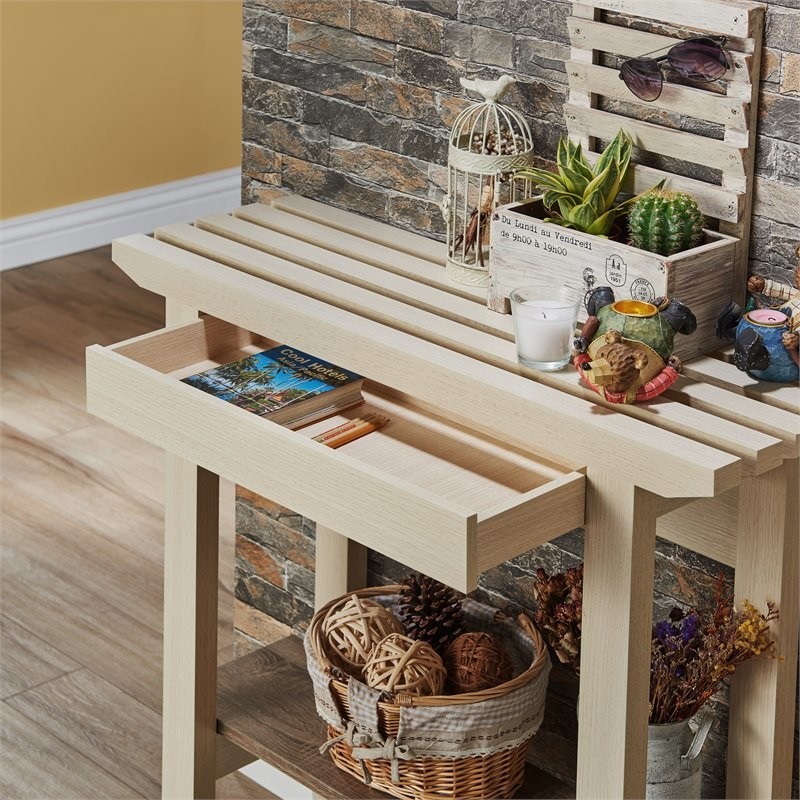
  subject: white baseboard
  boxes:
[238,759,313,800]
[0,167,241,271]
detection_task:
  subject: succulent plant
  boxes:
[627,189,705,256]
[515,129,643,237]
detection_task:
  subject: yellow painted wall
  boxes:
[0,0,242,219]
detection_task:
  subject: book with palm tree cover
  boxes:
[181,345,364,429]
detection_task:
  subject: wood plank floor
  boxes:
[1,247,275,799]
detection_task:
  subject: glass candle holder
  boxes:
[510,285,581,371]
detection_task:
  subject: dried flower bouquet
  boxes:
[532,564,583,673]
[532,566,779,728]
[649,577,778,725]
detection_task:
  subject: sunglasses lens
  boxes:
[620,58,663,101]
[668,37,729,80]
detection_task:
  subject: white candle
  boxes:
[512,299,577,367]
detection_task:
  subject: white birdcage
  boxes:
[442,74,535,286]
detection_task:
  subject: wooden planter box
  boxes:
[488,199,739,361]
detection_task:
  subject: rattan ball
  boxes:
[364,633,447,696]
[322,594,403,677]
[444,631,513,693]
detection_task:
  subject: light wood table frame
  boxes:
[86,196,798,800]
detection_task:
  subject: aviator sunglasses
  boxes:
[618,36,730,102]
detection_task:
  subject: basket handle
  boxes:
[516,611,538,640]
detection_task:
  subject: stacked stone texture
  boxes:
[239,1,800,795]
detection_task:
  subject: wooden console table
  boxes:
[85,195,798,800]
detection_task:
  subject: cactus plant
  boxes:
[627,189,705,256]
[515,129,644,237]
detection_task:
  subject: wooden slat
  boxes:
[187,222,769,447]
[181,209,794,469]
[506,368,784,474]
[565,104,746,175]
[191,215,511,338]
[112,234,742,499]
[583,151,742,223]
[566,17,753,70]
[571,1,758,40]
[154,225,782,476]
[566,6,763,301]
[272,194,447,265]
[668,377,800,450]
[157,222,516,351]
[682,356,800,414]
[566,61,746,126]
[233,204,486,303]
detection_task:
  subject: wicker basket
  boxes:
[305,586,551,800]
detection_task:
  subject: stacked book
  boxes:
[182,345,364,430]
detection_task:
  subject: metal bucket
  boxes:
[646,714,713,799]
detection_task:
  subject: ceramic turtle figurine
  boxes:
[573,286,697,404]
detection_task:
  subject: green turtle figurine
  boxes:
[573,287,697,404]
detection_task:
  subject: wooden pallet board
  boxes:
[565,0,765,306]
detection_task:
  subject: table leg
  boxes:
[161,458,220,799]
[727,458,798,799]
[161,297,220,799]
[314,524,367,611]
[577,471,657,799]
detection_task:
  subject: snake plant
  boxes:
[516,130,649,237]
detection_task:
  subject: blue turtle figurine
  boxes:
[717,252,800,384]
[732,308,799,383]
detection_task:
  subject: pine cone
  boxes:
[399,574,463,654]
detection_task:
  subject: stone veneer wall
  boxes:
[237,1,800,796]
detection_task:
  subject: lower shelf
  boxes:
[216,636,574,800]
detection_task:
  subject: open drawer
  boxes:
[86,316,585,591]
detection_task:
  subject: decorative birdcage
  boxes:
[442,75,535,286]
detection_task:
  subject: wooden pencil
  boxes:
[313,416,371,444]
[313,413,389,448]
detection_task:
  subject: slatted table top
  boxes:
[149,193,798,475]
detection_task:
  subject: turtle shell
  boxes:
[595,301,676,363]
